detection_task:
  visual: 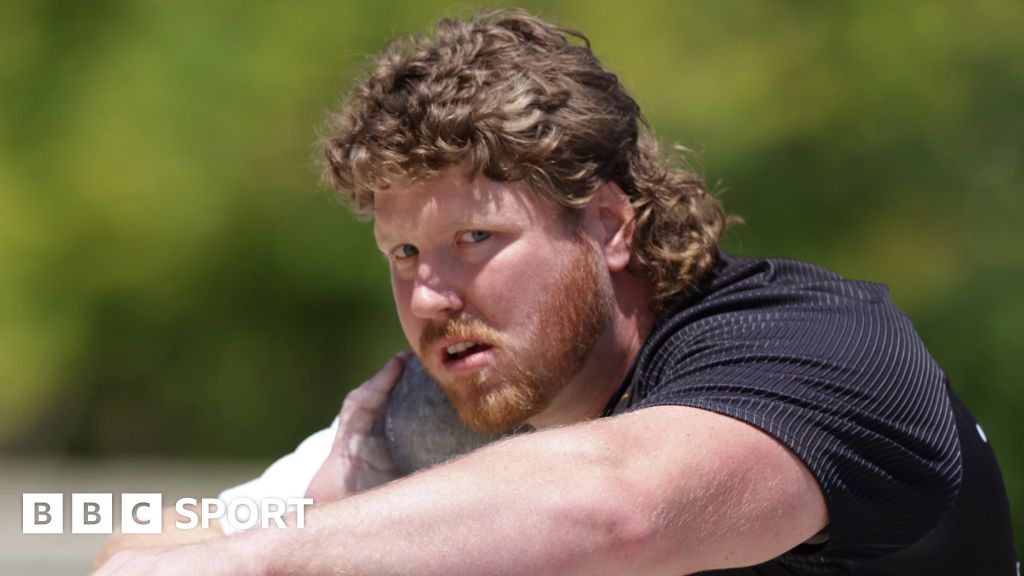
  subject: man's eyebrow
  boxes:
[374,230,399,246]
[375,216,516,247]
[448,212,527,231]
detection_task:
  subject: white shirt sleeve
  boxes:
[216,416,338,534]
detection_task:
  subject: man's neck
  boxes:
[528,273,655,429]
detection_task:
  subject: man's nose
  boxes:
[409,264,463,320]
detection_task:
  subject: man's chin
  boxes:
[456,412,529,435]
[449,382,541,434]
[457,407,531,434]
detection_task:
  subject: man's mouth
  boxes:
[444,341,492,362]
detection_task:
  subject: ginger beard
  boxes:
[419,241,614,434]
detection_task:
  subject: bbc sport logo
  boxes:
[22,493,313,534]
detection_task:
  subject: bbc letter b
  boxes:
[72,493,112,534]
[23,494,63,534]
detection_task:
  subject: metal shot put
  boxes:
[385,356,527,475]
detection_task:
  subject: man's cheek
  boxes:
[391,288,418,338]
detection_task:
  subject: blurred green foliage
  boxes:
[1,0,1021,546]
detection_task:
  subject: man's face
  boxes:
[374,169,614,433]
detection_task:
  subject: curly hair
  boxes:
[321,8,730,312]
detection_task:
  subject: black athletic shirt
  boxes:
[604,254,1018,574]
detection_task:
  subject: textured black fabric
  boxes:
[606,254,1018,574]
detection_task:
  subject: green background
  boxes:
[2,0,1021,551]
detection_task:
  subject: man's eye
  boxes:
[459,230,491,243]
[391,244,418,259]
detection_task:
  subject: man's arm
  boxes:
[97,405,828,575]
[95,353,407,572]
[93,506,224,570]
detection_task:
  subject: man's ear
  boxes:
[593,181,635,272]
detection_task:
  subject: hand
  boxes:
[304,351,411,503]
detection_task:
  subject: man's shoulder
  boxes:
[647,253,906,352]
[619,254,969,570]
[698,253,891,306]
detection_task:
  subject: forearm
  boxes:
[95,507,223,570]
[231,407,825,576]
[241,423,655,576]
[95,408,825,576]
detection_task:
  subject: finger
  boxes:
[338,381,391,426]
[341,354,409,415]
[330,353,413,454]
[363,352,410,393]
[354,436,399,472]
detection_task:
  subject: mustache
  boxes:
[420,318,505,352]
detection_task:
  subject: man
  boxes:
[95,9,1018,575]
